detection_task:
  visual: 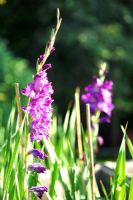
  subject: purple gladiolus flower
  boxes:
[22,14,62,196]
[28,163,46,173]
[28,149,48,160]
[81,76,114,119]
[29,186,48,198]
[22,64,53,142]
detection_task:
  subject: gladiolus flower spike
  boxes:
[81,64,114,150]
[22,9,62,199]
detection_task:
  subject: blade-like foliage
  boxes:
[111,134,126,200]
[128,176,133,200]
[121,125,133,159]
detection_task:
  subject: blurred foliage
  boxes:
[0,39,33,123]
[0,1,133,123]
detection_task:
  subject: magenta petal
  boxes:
[42,63,52,70]
[29,186,48,198]
[28,163,46,173]
[21,63,53,142]
[81,76,114,121]
[28,149,48,159]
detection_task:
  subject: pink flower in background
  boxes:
[81,76,114,121]
[98,136,104,146]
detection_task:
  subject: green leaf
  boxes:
[121,125,133,158]
[63,104,71,134]
[3,130,21,197]
[112,135,126,200]
[128,176,133,200]
[49,162,59,198]
[15,173,21,200]
[43,139,59,164]
[100,180,109,200]
[28,171,38,189]
[60,166,72,199]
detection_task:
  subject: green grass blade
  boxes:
[15,173,21,200]
[3,130,21,197]
[60,167,72,200]
[63,104,71,134]
[100,180,109,200]
[112,135,126,200]
[121,125,133,158]
[69,105,76,133]
[128,176,133,200]
[49,162,59,198]
[45,192,53,200]
[43,139,59,164]
[68,105,76,151]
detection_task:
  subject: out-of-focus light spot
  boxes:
[0,0,6,5]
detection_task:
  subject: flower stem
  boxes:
[86,104,95,200]
[15,83,24,164]
[75,87,83,159]
[15,83,22,127]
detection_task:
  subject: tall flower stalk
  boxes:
[22,9,61,199]
[81,63,114,151]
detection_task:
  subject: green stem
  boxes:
[75,87,83,159]
[15,83,25,166]
[37,8,62,72]
[86,104,95,200]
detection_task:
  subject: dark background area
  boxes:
[0,0,133,149]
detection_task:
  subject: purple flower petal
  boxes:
[42,64,52,71]
[99,116,111,123]
[28,149,48,159]
[28,163,46,173]
[29,186,48,198]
